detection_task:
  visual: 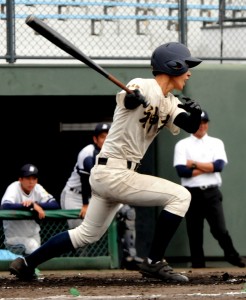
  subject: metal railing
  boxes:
[0,209,119,271]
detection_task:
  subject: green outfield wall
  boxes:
[0,63,245,262]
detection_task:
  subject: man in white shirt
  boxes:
[173,111,246,268]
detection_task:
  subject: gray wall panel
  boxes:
[0,63,245,260]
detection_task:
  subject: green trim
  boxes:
[0,257,111,271]
[0,209,81,219]
[108,220,119,269]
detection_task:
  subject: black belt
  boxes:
[98,157,140,171]
[186,185,218,190]
[69,188,82,194]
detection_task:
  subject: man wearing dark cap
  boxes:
[1,164,60,256]
[60,123,143,270]
[173,111,246,268]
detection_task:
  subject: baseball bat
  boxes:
[25,14,133,94]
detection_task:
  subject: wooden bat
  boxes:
[25,14,133,94]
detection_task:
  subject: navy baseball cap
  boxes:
[201,110,210,122]
[20,164,39,178]
[94,123,111,136]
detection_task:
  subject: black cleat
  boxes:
[121,256,144,270]
[139,258,189,282]
[9,257,37,281]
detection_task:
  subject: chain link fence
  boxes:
[0,210,119,270]
[0,1,246,63]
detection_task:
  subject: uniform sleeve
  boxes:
[77,150,95,205]
[116,78,144,108]
[38,199,60,210]
[163,95,187,135]
[35,184,56,204]
[214,139,228,164]
[173,140,188,167]
[1,183,19,205]
[1,203,30,210]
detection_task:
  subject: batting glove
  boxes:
[178,96,202,116]
[124,89,149,110]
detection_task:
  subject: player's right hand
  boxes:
[33,203,45,219]
[80,204,88,219]
[124,89,149,109]
[178,96,202,116]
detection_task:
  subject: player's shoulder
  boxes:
[207,135,224,144]
[126,78,153,89]
[78,144,95,156]
[34,183,51,196]
[6,181,19,190]
[175,136,191,146]
[1,181,20,201]
[34,183,45,191]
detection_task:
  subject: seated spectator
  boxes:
[1,163,60,256]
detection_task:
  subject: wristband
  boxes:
[191,162,197,170]
[29,203,34,211]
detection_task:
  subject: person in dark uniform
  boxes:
[173,110,246,268]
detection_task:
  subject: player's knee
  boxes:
[182,187,191,212]
[69,224,106,248]
[167,186,191,217]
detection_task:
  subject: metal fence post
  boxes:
[6,0,16,63]
[180,0,187,45]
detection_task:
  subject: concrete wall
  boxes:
[1,63,246,259]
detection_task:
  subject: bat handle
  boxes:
[108,74,133,94]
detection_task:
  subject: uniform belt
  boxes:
[187,185,218,190]
[97,157,140,171]
[69,188,82,194]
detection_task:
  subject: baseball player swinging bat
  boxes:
[25,14,133,94]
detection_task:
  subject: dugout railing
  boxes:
[0,209,119,271]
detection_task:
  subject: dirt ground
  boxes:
[1,267,246,299]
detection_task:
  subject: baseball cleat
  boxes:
[121,255,144,271]
[139,258,189,283]
[9,257,36,281]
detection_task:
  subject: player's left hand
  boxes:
[124,89,149,109]
[178,97,202,115]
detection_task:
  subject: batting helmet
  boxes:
[151,42,202,76]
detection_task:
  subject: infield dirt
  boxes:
[1,266,246,299]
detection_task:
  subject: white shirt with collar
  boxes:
[173,133,228,188]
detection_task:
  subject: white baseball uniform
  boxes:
[1,181,56,254]
[68,78,191,249]
[60,143,96,228]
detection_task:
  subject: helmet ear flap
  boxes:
[166,60,185,70]
[166,61,177,68]
[166,60,188,75]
